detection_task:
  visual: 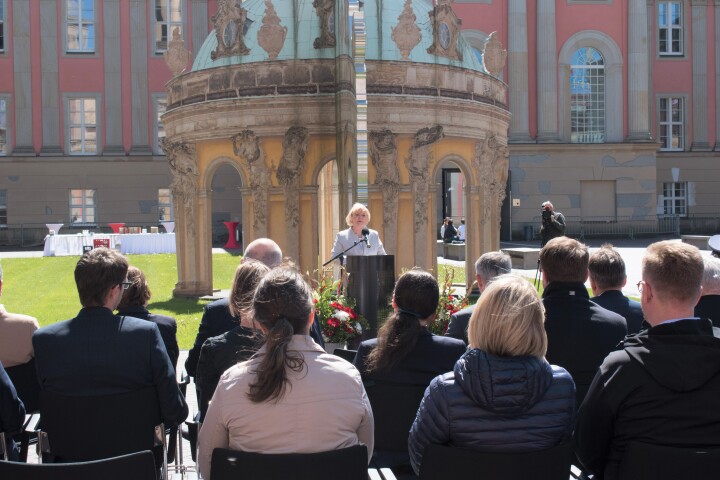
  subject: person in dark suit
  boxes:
[540,237,627,405]
[32,248,188,429]
[695,255,720,327]
[0,361,26,462]
[117,266,179,371]
[445,251,512,344]
[588,244,645,334]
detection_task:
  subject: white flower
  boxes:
[333,310,351,322]
[355,322,362,334]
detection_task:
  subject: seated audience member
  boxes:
[117,266,180,371]
[0,261,40,368]
[33,249,188,428]
[196,261,270,420]
[443,219,459,243]
[409,275,575,475]
[445,251,512,343]
[588,244,645,334]
[574,241,720,480]
[185,238,283,377]
[353,269,466,387]
[694,255,720,327]
[541,237,627,405]
[457,219,466,242]
[0,361,26,462]
[198,267,374,480]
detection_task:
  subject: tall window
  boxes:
[68,97,97,154]
[659,97,684,151]
[663,182,687,216]
[658,1,683,56]
[0,190,6,226]
[155,0,183,52]
[0,1,5,53]
[66,0,95,52]
[154,95,167,154]
[158,188,173,222]
[70,189,96,224]
[0,97,6,155]
[570,47,605,143]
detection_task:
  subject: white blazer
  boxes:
[330,228,387,261]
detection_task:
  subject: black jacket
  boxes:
[694,295,720,328]
[117,305,179,372]
[574,319,720,480]
[543,282,627,405]
[1,362,26,461]
[445,304,474,344]
[591,290,645,334]
[540,211,566,247]
[409,350,575,475]
[185,298,238,377]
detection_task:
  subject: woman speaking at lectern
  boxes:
[331,203,387,260]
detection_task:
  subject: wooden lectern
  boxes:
[345,255,395,339]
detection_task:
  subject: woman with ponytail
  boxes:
[353,269,466,388]
[198,267,374,479]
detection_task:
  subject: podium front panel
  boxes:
[346,255,395,339]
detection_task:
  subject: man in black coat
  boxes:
[588,244,645,334]
[574,241,720,480]
[694,255,720,327]
[540,200,566,247]
[445,251,512,344]
[540,237,627,405]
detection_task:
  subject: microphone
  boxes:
[361,228,371,249]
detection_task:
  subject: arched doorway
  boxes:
[210,163,244,248]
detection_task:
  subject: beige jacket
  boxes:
[0,305,39,367]
[198,335,374,479]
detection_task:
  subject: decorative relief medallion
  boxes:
[313,0,336,49]
[232,130,270,237]
[483,32,507,77]
[258,0,287,60]
[391,0,421,60]
[163,27,191,76]
[211,0,250,60]
[427,0,462,61]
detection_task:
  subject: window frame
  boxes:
[0,95,9,155]
[658,95,685,151]
[662,182,687,217]
[69,188,97,226]
[152,94,167,155]
[64,0,97,54]
[0,189,7,227]
[0,0,6,54]
[570,47,606,144]
[153,0,184,54]
[63,94,101,155]
[158,188,174,222]
[658,1,683,57]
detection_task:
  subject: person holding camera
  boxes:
[540,201,566,247]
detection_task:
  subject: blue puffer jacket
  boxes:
[408,349,576,475]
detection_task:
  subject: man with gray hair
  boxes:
[445,251,512,344]
[694,255,720,327]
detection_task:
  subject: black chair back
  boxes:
[333,348,357,363]
[0,450,156,480]
[617,442,720,480]
[211,445,368,480]
[419,442,572,480]
[5,359,41,413]
[365,381,427,453]
[39,387,162,463]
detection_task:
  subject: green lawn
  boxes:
[2,254,467,350]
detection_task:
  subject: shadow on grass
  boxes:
[148,297,211,316]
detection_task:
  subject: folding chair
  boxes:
[617,442,720,480]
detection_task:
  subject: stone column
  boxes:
[39,0,61,154]
[536,0,559,142]
[508,0,532,142]
[691,2,711,150]
[12,1,33,154]
[103,0,124,155]
[191,0,209,61]
[626,0,652,141]
[129,0,151,154]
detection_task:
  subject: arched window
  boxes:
[570,47,605,143]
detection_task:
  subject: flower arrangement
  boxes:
[312,267,368,344]
[430,268,474,335]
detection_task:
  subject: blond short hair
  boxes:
[345,203,371,227]
[642,240,703,302]
[468,274,547,358]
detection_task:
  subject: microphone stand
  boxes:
[323,237,368,267]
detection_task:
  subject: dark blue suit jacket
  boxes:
[32,307,188,427]
[445,304,475,344]
[117,305,179,372]
[591,290,645,334]
[695,295,720,328]
[1,361,26,461]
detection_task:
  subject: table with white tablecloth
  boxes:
[43,233,176,256]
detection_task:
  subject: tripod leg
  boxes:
[534,258,541,290]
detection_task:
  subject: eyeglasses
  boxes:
[636,280,646,293]
[120,281,132,290]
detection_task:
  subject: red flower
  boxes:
[327,318,340,328]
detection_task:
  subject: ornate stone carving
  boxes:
[277,126,309,229]
[313,0,336,49]
[258,0,287,60]
[163,27,191,76]
[211,0,250,60]
[163,139,199,236]
[369,129,400,251]
[483,31,507,77]
[232,130,269,237]
[474,133,509,225]
[427,0,463,61]
[391,0,421,60]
